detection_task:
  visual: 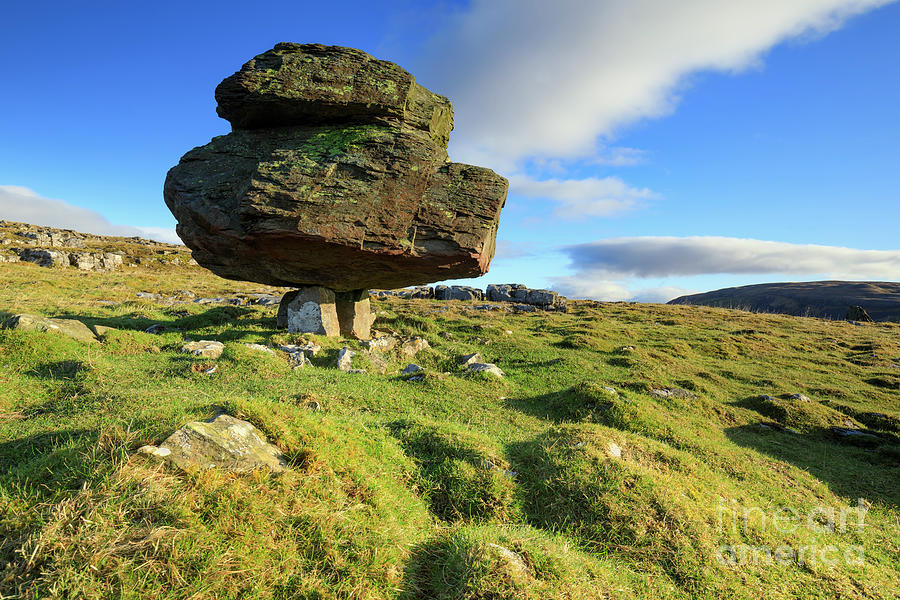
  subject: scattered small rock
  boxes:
[649,387,697,400]
[457,352,483,366]
[788,393,810,402]
[181,340,225,359]
[485,543,529,577]
[361,334,398,352]
[155,414,287,473]
[145,324,166,334]
[606,442,622,459]
[401,336,430,356]
[337,347,355,372]
[845,305,873,322]
[137,445,171,458]
[402,363,423,374]
[244,343,276,355]
[466,362,505,377]
[136,292,163,301]
[290,351,312,369]
[830,427,880,442]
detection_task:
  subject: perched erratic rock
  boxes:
[154,414,287,473]
[165,43,508,293]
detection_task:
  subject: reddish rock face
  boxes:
[164,43,508,291]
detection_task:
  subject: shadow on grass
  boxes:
[504,385,616,424]
[54,306,276,340]
[0,428,99,493]
[724,424,900,508]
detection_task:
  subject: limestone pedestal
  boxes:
[277,287,373,339]
[335,289,374,339]
[276,287,340,336]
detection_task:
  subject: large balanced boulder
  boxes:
[164,43,508,294]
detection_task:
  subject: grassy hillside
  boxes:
[669,281,900,323]
[0,260,898,599]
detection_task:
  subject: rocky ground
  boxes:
[0,246,898,599]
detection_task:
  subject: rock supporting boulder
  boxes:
[276,287,340,336]
[165,43,508,296]
[334,289,374,339]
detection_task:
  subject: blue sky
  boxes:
[1,0,898,301]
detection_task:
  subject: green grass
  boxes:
[0,261,898,599]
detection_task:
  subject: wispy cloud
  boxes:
[562,236,900,279]
[509,174,658,218]
[0,185,180,244]
[421,0,889,166]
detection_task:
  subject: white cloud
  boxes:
[550,275,696,303]
[0,185,180,245]
[509,174,658,218]
[493,239,537,260]
[563,236,900,279]
[592,147,648,167]
[422,0,889,166]
[550,277,633,301]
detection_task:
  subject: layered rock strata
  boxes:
[164,43,508,338]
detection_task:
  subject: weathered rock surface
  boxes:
[156,414,287,472]
[215,43,454,146]
[68,252,123,272]
[434,285,483,301]
[181,340,225,359]
[466,362,505,377]
[277,287,340,336]
[18,249,68,268]
[457,352,483,366]
[846,305,873,322]
[1,314,100,344]
[361,334,398,353]
[334,289,374,339]
[165,43,508,292]
[401,336,430,357]
[486,284,565,310]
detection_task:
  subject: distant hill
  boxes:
[668,280,900,322]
